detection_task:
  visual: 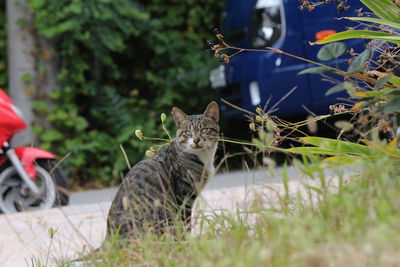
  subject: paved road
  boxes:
[69,187,117,206]
[69,167,300,206]
[69,165,348,206]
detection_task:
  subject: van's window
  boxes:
[252,0,283,48]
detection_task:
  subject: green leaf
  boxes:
[282,161,289,199]
[32,100,48,113]
[325,81,354,96]
[344,17,400,31]
[287,147,337,156]
[55,110,69,120]
[311,30,400,45]
[360,0,400,23]
[347,49,372,73]
[374,75,393,90]
[75,117,89,131]
[383,88,400,97]
[41,20,76,37]
[324,156,358,165]
[305,186,323,195]
[317,42,347,61]
[48,90,61,100]
[334,120,354,132]
[298,66,333,75]
[41,130,64,142]
[20,73,33,84]
[299,137,374,157]
[388,75,400,87]
[383,96,400,114]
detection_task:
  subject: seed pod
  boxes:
[249,123,256,131]
[206,40,215,48]
[146,149,155,157]
[48,228,57,239]
[306,115,318,134]
[135,129,143,140]
[266,120,276,132]
[161,113,167,123]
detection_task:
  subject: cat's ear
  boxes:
[203,101,219,123]
[172,107,188,127]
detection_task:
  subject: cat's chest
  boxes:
[193,147,216,179]
[176,145,217,192]
[200,156,215,178]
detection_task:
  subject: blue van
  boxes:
[210,0,365,117]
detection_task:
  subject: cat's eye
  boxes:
[200,128,209,134]
[184,130,192,136]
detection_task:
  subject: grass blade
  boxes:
[343,17,400,30]
[310,30,400,45]
[360,0,400,22]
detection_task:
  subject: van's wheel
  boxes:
[0,160,69,213]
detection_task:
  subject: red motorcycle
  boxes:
[0,88,69,213]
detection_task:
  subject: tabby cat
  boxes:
[104,101,219,244]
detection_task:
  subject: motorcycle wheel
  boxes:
[0,160,69,213]
[36,159,69,206]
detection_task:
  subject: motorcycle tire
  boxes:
[36,159,69,206]
[0,159,69,213]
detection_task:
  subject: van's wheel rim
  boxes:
[0,165,56,213]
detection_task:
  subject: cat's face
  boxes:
[172,101,220,154]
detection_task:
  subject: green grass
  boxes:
[63,152,400,267]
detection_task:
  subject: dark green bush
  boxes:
[26,0,222,187]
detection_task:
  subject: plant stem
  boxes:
[221,43,397,88]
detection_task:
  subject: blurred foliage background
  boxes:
[1,0,223,188]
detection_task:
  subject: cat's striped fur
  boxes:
[104,101,219,243]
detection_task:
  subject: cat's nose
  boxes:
[193,137,200,144]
